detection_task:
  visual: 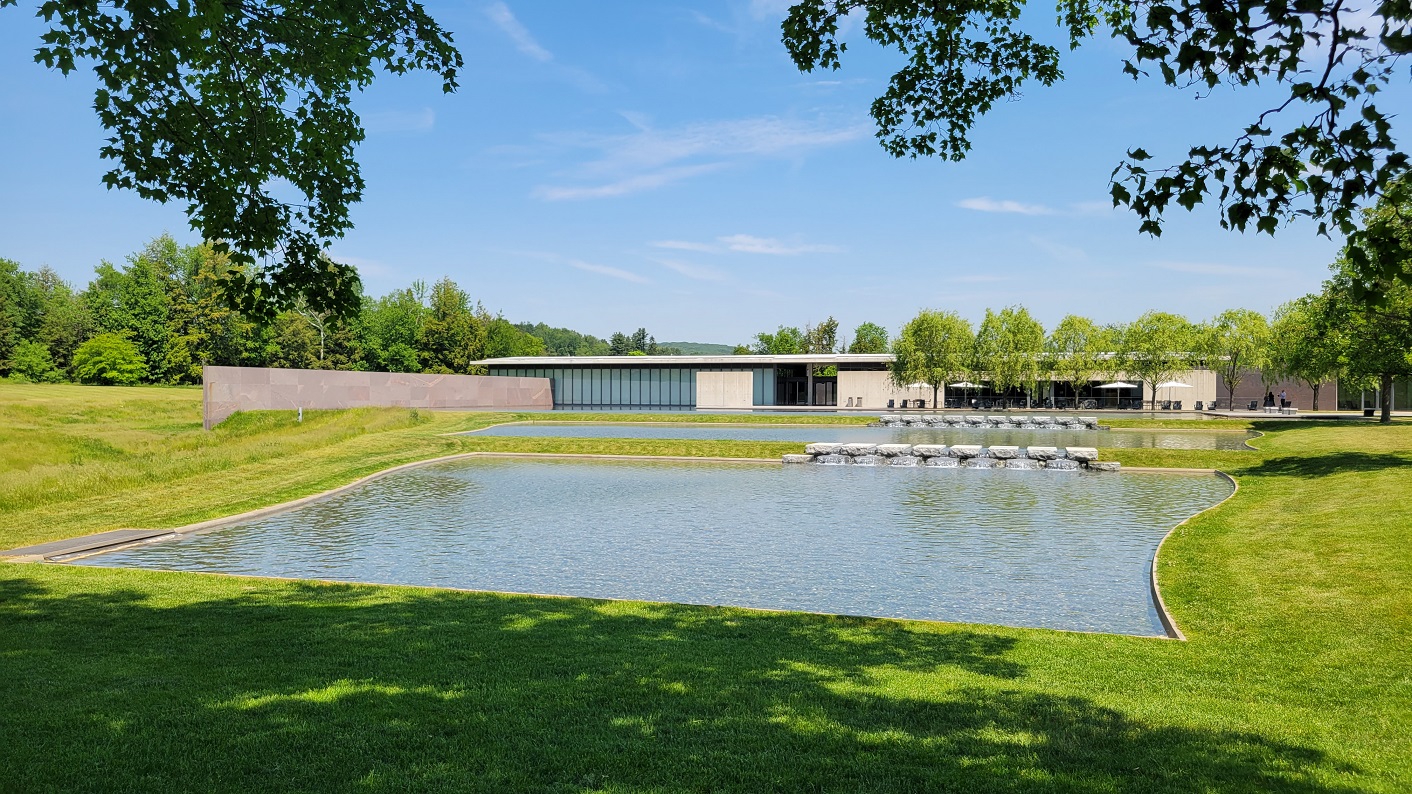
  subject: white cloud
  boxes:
[653,258,729,283]
[718,234,840,255]
[534,164,724,201]
[484,2,553,62]
[957,197,1057,216]
[361,107,435,134]
[651,240,719,253]
[568,259,649,283]
[534,115,868,200]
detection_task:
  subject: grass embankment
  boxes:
[2,384,1410,791]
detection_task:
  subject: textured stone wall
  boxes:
[202,366,553,430]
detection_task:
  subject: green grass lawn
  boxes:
[2,383,1409,792]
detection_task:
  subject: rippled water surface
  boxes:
[86,459,1232,636]
[469,422,1256,450]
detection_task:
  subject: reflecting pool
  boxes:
[468,422,1256,450]
[83,459,1232,636]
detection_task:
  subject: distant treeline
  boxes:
[0,236,686,385]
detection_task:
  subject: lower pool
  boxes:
[466,423,1256,450]
[81,458,1232,636]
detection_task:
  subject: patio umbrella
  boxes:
[1155,380,1192,407]
[947,381,981,406]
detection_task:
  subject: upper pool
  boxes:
[467,422,1256,450]
[81,458,1232,636]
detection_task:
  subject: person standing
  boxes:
[1279,389,1288,408]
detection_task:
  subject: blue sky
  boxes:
[0,1,1390,344]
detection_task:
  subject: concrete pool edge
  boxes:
[1148,470,1240,640]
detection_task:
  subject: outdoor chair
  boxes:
[915,399,926,409]
[1248,400,1259,410]
[1173,400,1182,410]
[900,400,909,408]
[887,399,895,408]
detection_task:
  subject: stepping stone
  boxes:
[875,444,914,457]
[910,444,948,457]
[805,443,842,455]
[1046,459,1081,470]
[1026,446,1060,460]
[1089,461,1122,472]
[842,443,879,456]
[988,445,1021,459]
[963,458,1000,468]
[1066,447,1099,462]
[948,445,983,458]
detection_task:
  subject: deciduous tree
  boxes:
[973,306,1045,407]
[1268,295,1342,411]
[890,309,973,408]
[1118,311,1199,408]
[1045,315,1111,408]
[848,321,889,353]
[6,0,464,320]
[1203,309,1270,410]
[781,1,1412,296]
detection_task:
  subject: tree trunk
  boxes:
[933,385,939,410]
[1312,384,1320,412]
[1381,373,1393,424]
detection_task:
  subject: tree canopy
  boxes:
[1044,315,1112,407]
[782,1,1412,293]
[1118,311,1199,408]
[972,306,1045,406]
[5,0,463,321]
[890,309,973,407]
[1203,309,1270,410]
[848,321,889,353]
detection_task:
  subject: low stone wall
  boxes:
[202,366,553,430]
[783,443,1119,471]
[877,414,1099,430]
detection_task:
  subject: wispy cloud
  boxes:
[649,234,840,256]
[362,108,435,134]
[957,197,1057,216]
[719,234,840,255]
[651,240,718,253]
[534,115,868,200]
[1154,261,1284,278]
[568,259,649,284]
[1028,236,1087,262]
[653,258,729,283]
[535,165,723,201]
[484,2,553,62]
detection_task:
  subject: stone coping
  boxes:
[1150,470,1239,640]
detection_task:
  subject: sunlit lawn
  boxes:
[1,383,1408,791]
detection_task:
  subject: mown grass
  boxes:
[2,385,1410,791]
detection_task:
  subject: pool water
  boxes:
[83,459,1232,636]
[468,422,1256,450]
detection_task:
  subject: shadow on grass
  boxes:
[0,574,1357,793]
[1235,451,1412,477]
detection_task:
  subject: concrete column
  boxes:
[806,364,814,406]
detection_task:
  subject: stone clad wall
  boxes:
[695,371,753,409]
[202,366,553,430]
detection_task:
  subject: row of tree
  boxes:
[886,271,1411,422]
[0,236,685,385]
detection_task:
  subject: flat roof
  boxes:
[475,353,895,367]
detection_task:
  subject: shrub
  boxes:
[71,333,148,385]
[8,340,62,383]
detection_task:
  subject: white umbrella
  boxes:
[1156,380,1192,408]
[905,382,929,389]
[949,381,981,388]
[1094,381,1136,408]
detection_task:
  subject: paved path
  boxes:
[1,529,173,561]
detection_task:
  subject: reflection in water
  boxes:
[84,459,1232,637]
[469,423,1256,450]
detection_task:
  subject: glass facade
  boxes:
[489,365,776,410]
